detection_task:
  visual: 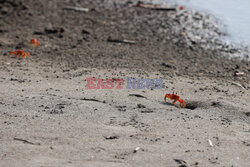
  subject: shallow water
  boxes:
[154,0,250,46]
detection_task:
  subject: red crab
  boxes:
[164,93,186,108]
[9,50,31,59]
[30,38,40,47]
[179,6,184,10]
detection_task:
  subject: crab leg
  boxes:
[178,99,186,108]
[25,53,31,58]
[164,94,168,101]
[172,99,177,104]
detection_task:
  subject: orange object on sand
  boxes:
[179,6,184,10]
[9,50,31,59]
[164,93,186,108]
[30,38,40,47]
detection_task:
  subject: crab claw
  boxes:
[164,94,171,102]
[178,99,186,108]
[9,51,16,57]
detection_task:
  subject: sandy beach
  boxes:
[0,0,249,166]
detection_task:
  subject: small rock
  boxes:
[137,104,146,108]
[105,135,119,140]
[208,139,213,147]
[133,147,140,153]
[141,110,154,113]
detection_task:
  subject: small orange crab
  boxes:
[30,38,40,47]
[179,6,184,10]
[164,93,186,108]
[9,50,31,59]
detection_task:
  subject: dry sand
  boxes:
[0,0,249,166]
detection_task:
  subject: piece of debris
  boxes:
[208,139,213,147]
[107,38,136,44]
[242,141,250,146]
[129,94,146,98]
[105,135,119,140]
[44,27,64,34]
[137,104,146,108]
[181,32,187,37]
[133,147,141,153]
[33,31,44,35]
[173,159,188,167]
[14,137,40,145]
[116,105,126,111]
[82,29,90,34]
[161,62,176,69]
[63,6,89,12]
[136,2,176,11]
[234,71,244,76]
[80,98,106,103]
[244,112,250,117]
[208,157,219,164]
[231,81,246,90]
[141,109,154,113]
[0,29,8,33]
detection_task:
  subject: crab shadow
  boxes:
[161,100,210,110]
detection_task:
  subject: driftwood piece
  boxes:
[136,2,176,11]
[107,38,136,44]
[63,6,89,12]
[231,81,246,90]
[14,137,41,145]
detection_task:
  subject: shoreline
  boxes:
[151,0,250,60]
[167,0,250,47]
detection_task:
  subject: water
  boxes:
[154,0,250,46]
